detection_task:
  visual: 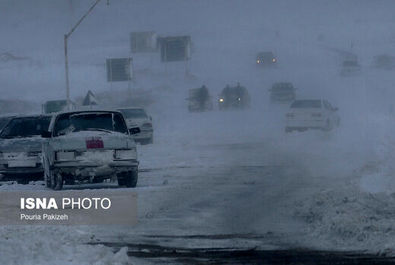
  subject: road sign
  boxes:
[106,58,132,82]
[130,31,158,53]
[159,36,191,62]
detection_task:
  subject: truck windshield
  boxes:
[0,116,51,138]
[53,112,128,137]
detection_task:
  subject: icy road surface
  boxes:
[1,109,395,264]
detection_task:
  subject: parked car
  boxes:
[41,110,139,190]
[218,84,251,110]
[270,82,296,103]
[0,114,51,183]
[187,85,213,112]
[256,51,277,66]
[285,99,340,133]
[118,107,153,144]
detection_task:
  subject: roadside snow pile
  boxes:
[0,226,131,265]
[293,188,395,252]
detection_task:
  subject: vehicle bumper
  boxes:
[286,119,326,129]
[52,159,139,177]
[0,158,43,175]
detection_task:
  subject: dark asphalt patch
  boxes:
[90,242,395,264]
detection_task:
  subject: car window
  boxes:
[53,112,128,137]
[0,116,51,138]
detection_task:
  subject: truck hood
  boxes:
[0,136,45,153]
[49,131,135,151]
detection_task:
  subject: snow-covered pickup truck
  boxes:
[41,110,139,190]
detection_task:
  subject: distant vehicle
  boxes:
[256,52,277,66]
[41,110,140,190]
[285,99,340,133]
[0,114,51,183]
[218,84,251,110]
[341,59,361,76]
[270,82,296,103]
[187,85,213,112]
[118,107,153,145]
[42,99,75,114]
[373,54,395,70]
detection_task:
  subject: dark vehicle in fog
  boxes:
[341,59,361,76]
[0,114,51,183]
[187,85,213,112]
[256,51,276,66]
[285,99,340,133]
[373,54,395,70]
[218,84,251,110]
[270,82,296,103]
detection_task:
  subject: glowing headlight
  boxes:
[219,98,224,102]
[56,151,75,161]
[114,149,136,160]
[272,58,276,62]
[256,60,260,64]
[237,98,241,101]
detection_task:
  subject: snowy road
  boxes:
[1,109,395,264]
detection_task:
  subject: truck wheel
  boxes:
[125,170,138,188]
[117,177,126,186]
[52,173,63,190]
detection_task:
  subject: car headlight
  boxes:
[219,98,224,102]
[256,60,260,64]
[56,151,75,161]
[114,149,136,160]
[272,58,276,62]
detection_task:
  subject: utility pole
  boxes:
[64,0,103,105]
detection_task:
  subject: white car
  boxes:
[41,110,139,190]
[0,114,51,183]
[118,107,153,144]
[285,99,340,133]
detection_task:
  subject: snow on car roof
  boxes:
[55,110,122,116]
